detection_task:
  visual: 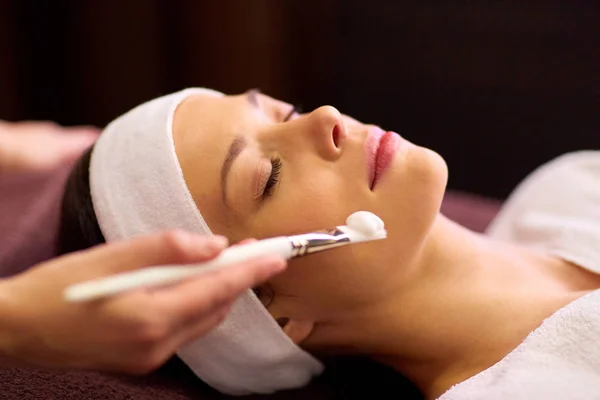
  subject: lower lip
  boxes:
[371,131,401,189]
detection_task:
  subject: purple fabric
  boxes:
[0,165,502,399]
[440,190,502,233]
[0,164,73,277]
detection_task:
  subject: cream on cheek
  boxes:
[249,189,384,308]
[257,172,406,295]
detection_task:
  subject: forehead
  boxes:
[171,89,292,170]
[172,90,287,141]
[171,90,271,233]
[171,93,240,231]
[176,92,245,133]
[170,90,293,232]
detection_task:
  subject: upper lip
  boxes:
[365,127,385,190]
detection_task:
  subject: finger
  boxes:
[64,125,101,135]
[138,302,233,375]
[170,302,234,350]
[64,231,229,276]
[42,133,98,167]
[14,120,59,130]
[233,238,257,246]
[159,255,286,320]
[55,130,98,150]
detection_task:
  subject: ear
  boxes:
[275,317,315,344]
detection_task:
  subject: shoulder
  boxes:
[439,289,600,400]
[486,151,600,269]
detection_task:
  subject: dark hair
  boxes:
[57,146,106,255]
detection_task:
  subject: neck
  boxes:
[345,215,600,399]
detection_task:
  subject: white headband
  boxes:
[89,88,323,395]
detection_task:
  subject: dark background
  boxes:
[1,0,598,199]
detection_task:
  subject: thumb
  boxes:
[67,231,229,277]
[48,131,99,164]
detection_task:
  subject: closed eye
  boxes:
[263,157,282,198]
[283,104,302,122]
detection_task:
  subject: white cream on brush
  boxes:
[64,211,387,302]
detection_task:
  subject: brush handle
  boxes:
[63,237,292,302]
[63,266,199,302]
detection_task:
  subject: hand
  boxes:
[0,120,99,174]
[0,231,286,374]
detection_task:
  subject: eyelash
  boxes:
[263,157,282,197]
[283,104,302,122]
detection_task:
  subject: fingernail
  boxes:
[211,235,229,249]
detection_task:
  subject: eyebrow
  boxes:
[220,91,261,207]
[221,135,247,207]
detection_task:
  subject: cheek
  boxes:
[243,150,448,316]
[254,171,355,237]
[381,146,447,245]
[269,230,416,322]
[269,250,381,318]
[249,173,390,313]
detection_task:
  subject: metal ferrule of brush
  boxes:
[288,228,350,258]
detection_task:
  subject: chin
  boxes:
[378,145,447,247]
[394,142,447,197]
[424,147,449,191]
[416,146,448,212]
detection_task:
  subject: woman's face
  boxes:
[172,90,447,331]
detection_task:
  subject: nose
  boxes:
[301,106,347,160]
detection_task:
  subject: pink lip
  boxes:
[365,128,401,190]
